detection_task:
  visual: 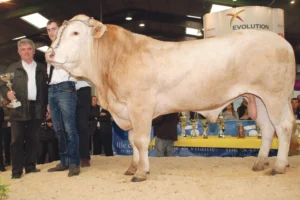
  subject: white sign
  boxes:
[203,6,284,38]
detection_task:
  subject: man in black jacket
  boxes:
[0,38,48,179]
[152,113,179,157]
[0,105,5,171]
[89,96,114,156]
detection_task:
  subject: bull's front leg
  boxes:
[124,129,140,175]
[127,100,155,182]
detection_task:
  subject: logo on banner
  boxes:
[226,9,270,30]
[226,10,245,27]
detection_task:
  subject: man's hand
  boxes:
[6,91,16,101]
[100,112,106,116]
[47,105,50,113]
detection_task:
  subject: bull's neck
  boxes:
[87,25,135,109]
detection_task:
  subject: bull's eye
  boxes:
[73,32,79,36]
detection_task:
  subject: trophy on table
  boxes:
[190,118,198,138]
[202,119,209,139]
[179,112,187,137]
[297,123,300,138]
[0,73,21,108]
[237,123,245,138]
[217,114,225,138]
[256,123,262,139]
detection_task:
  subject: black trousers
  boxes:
[76,86,91,160]
[93,130,114,156]
[0,128,4,166]
[10,119,42,174]
[37,139,59,164]
[3,127,11,164]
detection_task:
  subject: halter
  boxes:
[50,17,94,51]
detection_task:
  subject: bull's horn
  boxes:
[93,23,107,39]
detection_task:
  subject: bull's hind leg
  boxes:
[271,101,294,174]
[124,129,139,176]
[252,97,275,171]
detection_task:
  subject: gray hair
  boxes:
[17,38,35,49]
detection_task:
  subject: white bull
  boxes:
[46,14,296,182]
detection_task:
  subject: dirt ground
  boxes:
[1,155,300,200]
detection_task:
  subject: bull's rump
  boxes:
[142,30,295,112]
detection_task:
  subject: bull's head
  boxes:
[45,14,106,77]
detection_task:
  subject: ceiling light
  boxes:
[290,0,295,4]
[125,16,132,21]
[210,4,232,13]
[186,28,202,36]
[0,0,10,3]
[12,36,26,40]
[187,15,202,19]
[139,23,145,27]
[37,45,49,53]
[20,13,49,29]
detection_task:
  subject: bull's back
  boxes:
[148,30,295,112]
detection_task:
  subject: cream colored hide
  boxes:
[46,14,296,182]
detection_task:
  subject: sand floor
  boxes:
[1,155,300,200]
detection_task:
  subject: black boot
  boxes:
[0,165,6,172]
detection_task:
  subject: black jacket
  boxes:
[152,113,179,141]
[0,60,48,121]
[89,105,112,135]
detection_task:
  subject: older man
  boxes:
[0,39,48,179]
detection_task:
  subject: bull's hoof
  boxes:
[131,176,147,182]
[252,160,269,172]
[286,164,290,168]
[252,164,265,172]
[146,171,150,174]
[124,170,135,176]
[270,169,284,176]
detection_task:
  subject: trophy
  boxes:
[256,123,262,139]
[202,119,209,139]
[237,123,245,138]
[190,119,198,138]
[179,112,187,137]
[217,114,225,138]
[0,73,21,108]
[297,123,300,138]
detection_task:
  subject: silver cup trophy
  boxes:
[0,73,21,108]
[190,119,198,138]
[179,112,187,137]
[217,114,225,138]
[202,119,209,139]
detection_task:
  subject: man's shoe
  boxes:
[12,173,22,179]
[68,165,80,177]
[25,168,41,174]
[0,166,6,172]
[48,163,69,172]
[80,159,90,167]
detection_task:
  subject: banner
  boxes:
[112,120,271,157]
[203,6,284,38]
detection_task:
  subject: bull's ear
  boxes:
[93,23,107,39]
